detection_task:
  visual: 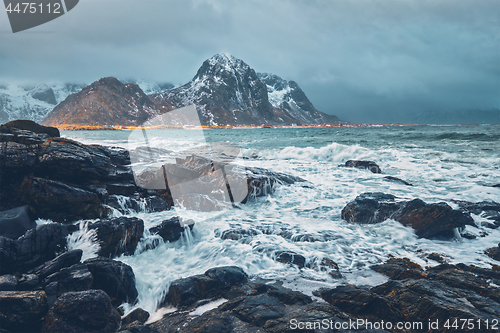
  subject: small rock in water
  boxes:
[383,175,413,186]
[121,307,150,327]
[149,216,194,243]
[274,251,306,268]
[339,160,382,173]
[485,243,500,261]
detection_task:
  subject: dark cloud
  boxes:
[0,0,498,123]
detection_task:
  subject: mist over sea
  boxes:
[63,124,500,315]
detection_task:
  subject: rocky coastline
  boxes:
[1,120,499,332]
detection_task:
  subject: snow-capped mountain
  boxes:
[151,53,339,126]
[258,73,339,124]
[0,83,86,123]
[42,77,172,127]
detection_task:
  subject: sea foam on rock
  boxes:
[341,192,475,239]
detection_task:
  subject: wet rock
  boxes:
[265,284,312,305]
[493,184,500,188]
[307,257,342,278]
[383,175,413,186]
[19,176,104,222]
[0,290,48,332]
[17,274,38,291]
[43,263,93,307]
[0,237,16,275]
[221,294,286,326]
[340,160,382,173]
[0,206,37,239]
[13,223,68,274]
[486,243,500,261]
[393,199,475,239]
[274,251,306,268]
[371,257,427,280]
[106,182,137,196]
[341,192,400,224]
[220,228,259,241]
[121,308,150,327]
[84,257,138,306]
[42,290,120,333]
[427,252,447,264]
[342,193,475,239]
[119,324,159,333]
[314,284,402,322]
[454,200,500,226]
[149,216,194,243]
[0,275,17,291]
[163,266,247,307]
[88,216,144,257]
[33,249,83,280]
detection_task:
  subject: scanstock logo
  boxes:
[3,0,79,33]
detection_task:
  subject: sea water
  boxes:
[63,124,500,315]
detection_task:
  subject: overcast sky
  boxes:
[0,0,498,123]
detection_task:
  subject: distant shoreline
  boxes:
[55,123,430,131]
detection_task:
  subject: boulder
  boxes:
[219,228,259,241]
[0,236,17,275]
[33,249,83,280]
[42,290,120,333]
[43,263,93,307]
[163,266,247,307]
[0,290,48,332]
[342,193,475,239]
[393,199,475,239]
[274,251,306,268]
[341,192,400,224]
[371,257,427,280]
[0,206,36,239]
[149,216,194,243]
[19,176,104,222]
[220,293,286,326]
[314,285,402,322]
[121,308,150,327]
[88,217,144,257]
[340,160,382,173]
[11,223,68,274]
[84,257,138,306]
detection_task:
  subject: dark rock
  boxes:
[43,263,93,307]
[383,175,413,186]
[0,275,17,291]
[149,217,194,243]
[205,266,248,285]
[33,249,83,280]
[454,200,500,226]
[314,285,402,322]
[42,290,120,333]
[0,237,16,275]
[341,192,400,224]
[119,324,159,333]
[106,182,137,196]
[220,228,259,241]
[393,199,475,239]
[371,257,427,280]
[307,257,342,278]
[1,119,59,138]
[340,160,382,173]
[427,252,447,264]
[84,257,138,306]
[122,308,150,326]
[342,193,475,239]
[486,244,500,261]
[0,290,48,332]
[17,274,38,291]
[88,217,144,257]
[15,223,68,273]
[0,206,36,239]
[493,184,500,188]
[221,294,286,326]
[19,176,104,222]
[274,251,306,268]
[164,266,247,307]
[266,284,312,305]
